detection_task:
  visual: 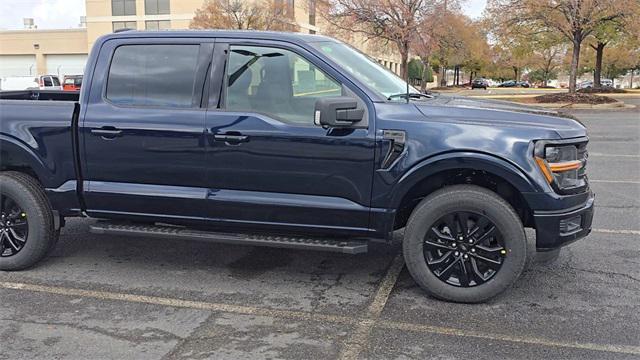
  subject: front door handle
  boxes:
[213,133,249,145]
[91,126,122,139]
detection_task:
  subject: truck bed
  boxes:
[0,90,79,101]
[0,93,79,196]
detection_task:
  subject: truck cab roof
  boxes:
[98,29,337,45]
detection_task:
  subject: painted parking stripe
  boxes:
[1,279,639,355]
[589,153,640,158]
[339,254,405,360]
[0,281,355,325]
[377,320,640,356]
[593,228,640,235]
[590,180,640,184]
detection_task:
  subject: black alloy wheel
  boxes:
[424,211,506,287]
[0,193,29,257]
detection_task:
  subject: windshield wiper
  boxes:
[387,93,434,101]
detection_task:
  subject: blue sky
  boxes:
[0,0,487,30]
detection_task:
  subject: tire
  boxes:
[403,185,528,303]
[0,172,56,270]
[535,248,561,265]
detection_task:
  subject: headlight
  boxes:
[535,143,586,191]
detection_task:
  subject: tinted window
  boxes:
[226,45,341,125]
[112,0,136,16]
[43,77,52,86]
[145,0,170,14]
[52,76,60,86]
[106,44,199,108]
[112,21,137,31]
[145,20,170,30]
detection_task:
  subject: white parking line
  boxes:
[590,180,640,184]
[378,321,640,356]
[1,278,640,355]
[338,254,405,360]
[589,153,640,158]
[0,281,355,325]
[593,228,640,236]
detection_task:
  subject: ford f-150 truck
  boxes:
[0,30,594,303]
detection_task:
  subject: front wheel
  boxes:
[403,185,528,303]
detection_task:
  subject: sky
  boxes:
[0,0,86,30]
[463,0,487,19]
[0,0,487,30]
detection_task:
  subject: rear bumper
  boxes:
[533,192,595,251]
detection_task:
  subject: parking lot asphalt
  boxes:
[1,105,639,360]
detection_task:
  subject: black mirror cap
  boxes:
[314,96,365,128]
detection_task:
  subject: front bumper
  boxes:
[533,192,595,251]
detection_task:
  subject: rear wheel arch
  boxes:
[0,138,49,186]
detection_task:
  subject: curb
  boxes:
[532,101,629,109]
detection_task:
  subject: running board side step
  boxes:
[89,222,368,254]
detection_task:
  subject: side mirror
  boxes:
[314,97,365,128]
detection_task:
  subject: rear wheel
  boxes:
[0,172,57,270]
[403,185,528,303]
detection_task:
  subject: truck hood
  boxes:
[414,95,587,139]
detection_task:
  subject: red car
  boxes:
[62,75,82,91]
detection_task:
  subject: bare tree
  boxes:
[319,0,432,78]
[190,0,299,32]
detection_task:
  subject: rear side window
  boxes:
[52,76,60,86]
[106,44,199,108]
[43,77,53,86]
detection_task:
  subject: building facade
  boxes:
[0,0,402,78]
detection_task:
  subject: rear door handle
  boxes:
[91,126,122,138]
[213,133,249,145]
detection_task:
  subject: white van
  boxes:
[0,75,62,91]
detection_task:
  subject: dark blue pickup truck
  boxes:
[0,30,594,302]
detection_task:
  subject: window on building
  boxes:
[225,45,342,125]
[145,20,171,30]
[106,44,200,108]
[308,0,316,26]
[145,0,170,15]
[112,21,137,31]
[112,0,136,16]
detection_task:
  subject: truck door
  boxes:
[82,38,213,221]
[204,41,375,234]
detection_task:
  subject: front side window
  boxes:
[112,0,136,16]
[225,45,342,125]
[43,77,52,86]
[106,44,199,108]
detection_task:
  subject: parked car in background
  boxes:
[516,81,530,88]
[498,80,517,87]
[63,75,83,91]
[578,81,593,89]
[38,75,62,90]
[471,78,489,89]
[0,75,63,91]
[0,76,39,90]
[578,79,613,89]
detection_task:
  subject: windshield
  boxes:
[311,41,418,100]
